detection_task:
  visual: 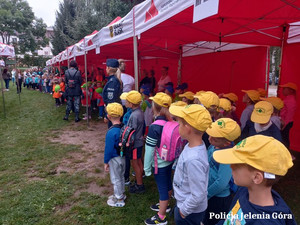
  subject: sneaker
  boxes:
[63,116,68,121]
[132,171,136,177]
[75,117,81,122]
[150,203,171,213]
[108,194,127,201]
[98,116,103,119]
[125,178,130,186]
[144,214,167,225]
[107,196,125,207]
[129,183,145,194]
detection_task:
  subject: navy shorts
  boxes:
[131,146,143,160]
[154,163,173,201]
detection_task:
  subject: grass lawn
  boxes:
[0,83,299,224]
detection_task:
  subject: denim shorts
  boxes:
[154,163,173,201]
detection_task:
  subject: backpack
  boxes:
[67,70,78,89]
[119,125,136,157]
[152,120,187,174]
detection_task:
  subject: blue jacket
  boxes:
[104,124,122,164]
[207,145,232,199]
[217,187,296,225]
[103,75,122,105]
[241,120,282,142]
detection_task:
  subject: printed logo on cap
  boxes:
[217,120,226,128]
[256,108,265,114]
[236,139,247,149]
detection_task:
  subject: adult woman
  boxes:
[2,68,11,91]
[16,69,23,93]
[157,66,171,92]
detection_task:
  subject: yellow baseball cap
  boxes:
[106,103,124,117]
[242,90,260,102]
[169,104,212,131]
[279,82,298,91]
[149,92,172,108]
[120,90,142,104]
[213,135,293,176]
[206,118,241,141]
[257,88,267,97]
[194,91,219,108]
[251,101,273,124]
[171,101,187,107]
[194,90,205,96]
[179,91,195,100]
[223,93,238,103]
[218,98,232,112]
[260,97,284,111]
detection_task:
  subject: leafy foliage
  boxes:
[0,0,48,54]
[51,0,143,55]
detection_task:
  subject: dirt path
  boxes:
[50,121,112,196]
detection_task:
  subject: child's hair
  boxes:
[152,102,172,121]
[177,117,204,136]
[246,164,282,187]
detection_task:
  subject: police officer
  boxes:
[63,60,82,122]
[102,59,122,105]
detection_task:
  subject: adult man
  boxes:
[63,60,82,122]
[119,59,135,102]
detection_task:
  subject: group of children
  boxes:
[103,79,297,224]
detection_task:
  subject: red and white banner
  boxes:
[0,42,15,57]
[134,0,194,36]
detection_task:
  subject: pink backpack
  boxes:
[152,120,187,174]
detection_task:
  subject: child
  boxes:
[215,98,232,120]
[52,79,62,107]
[59,78,65,104]
[120,90,145,193]
[279,82,297,150]
[179,91,195,104]
[261,96,284,130]
[240,89,260,130]
[104,103,126,207]
[169,104,212,225]
[204,118,241,225]
[194,91,220,148]
[213,135,296,224]
[95,87,105,119]
[241,101,282,142]
[223,92,240,125]
[141,88,153,137]
[144,92,172,225]
[81,83,92,120]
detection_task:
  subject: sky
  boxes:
[26,0,61,27]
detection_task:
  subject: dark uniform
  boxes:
[64,67,82,121]
[103,74,122,105]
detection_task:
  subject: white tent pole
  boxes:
[133,36,139,91]
[84,38,89,126]
[177,46,183,86]
[265,46,270,94]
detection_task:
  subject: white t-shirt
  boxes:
[121,73,135,105]
[121,73,135,92]
[157,75,171,92]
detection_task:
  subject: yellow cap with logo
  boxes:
[251,101,273,124]
[171,101,187,107]
[179,91,195,100]
[206,118,241,141]
[150,92,172,108]
[194,91,219,108]
[106,103,124,117]
[223,93,238,103]
[242,90,260,102]
[120,90,142,104]
[260,97,284,111]
[218,98,232,112]
[169,104,212,131]
[213,135,293,176]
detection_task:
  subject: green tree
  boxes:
[0,0,48,54]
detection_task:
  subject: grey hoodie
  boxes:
[173,143,209,217]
